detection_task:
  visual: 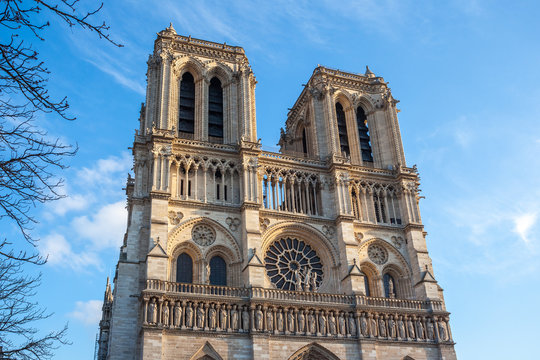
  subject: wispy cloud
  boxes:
[513,212,538,243]
[68,300,103,326]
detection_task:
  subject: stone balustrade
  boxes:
[142,281,451,344]
[144,280,443,311]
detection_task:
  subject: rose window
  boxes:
[264,237,323,291]
[368,243,388,265]
[192,224,216,246]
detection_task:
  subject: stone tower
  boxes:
[98,24,457,360]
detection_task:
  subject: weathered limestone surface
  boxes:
[97,24,457,360]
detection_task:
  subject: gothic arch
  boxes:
[288,343,340,360]
[358,237,411,277]
[170,241,203,283]
[189,341,223,360]
[205,61,234,85]
[354,94,376,114]
[333,90,354,108]
[168,217,242,263]
[360,261,381,297]
[173,56,205,82]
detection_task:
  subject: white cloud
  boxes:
[513,212,537,243]
[40,233,100,269]
[68,300,103,326]
[72,201,127,250]
[51,194,92,216]
[76,152,132,187]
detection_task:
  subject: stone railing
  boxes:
[144,280,443,311]
[260,151,325,167]
[175,35,244,53]
[141,285,452,344]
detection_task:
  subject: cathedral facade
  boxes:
[97,24,457,360]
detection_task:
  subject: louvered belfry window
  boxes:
[176,253,193,283]
[179,72,195,136]
[356,106,373,162]
[335,103,350,157]
[209,255,227,286]
[208,77,224,142]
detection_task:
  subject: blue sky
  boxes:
[2,0,540,359]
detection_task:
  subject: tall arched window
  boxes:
[356,106,373,162]
[179,72,195,137]
[208,77,223,143]
[364,275,371,297]
[383,273,396,298]
[209,255,227,286]
[335,103,350,157]
[176,253,193,283]
[301,128,308,155]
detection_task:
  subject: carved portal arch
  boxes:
[261,222,340,293]
[189,341,223,360]
[288,342,340,360]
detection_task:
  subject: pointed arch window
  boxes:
[383,273,396,298]
[356,106,373,162]
[335,103,350,157]
[209,255,227,286]
[179,72,195,136]
[364,275,371,297]
[208,77,224,143]
[176,253,193,283]
[301,128,308,155]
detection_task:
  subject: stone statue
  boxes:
[255,307,263,331]
[328,312,337,335]
[318,313,327,335]
[277,310,284,332]
[294,269,303,291]
[360,315,368,336]
[407,320,415,338]
[416,319,425,339]
[388,277,395,297]
[162,302,169,326]
[219,306,227,330]
[426,319,435,340]
[370,318,377,337]
[287,309,295,332]
[307,311,316,334]
[348,314,357,336]
[398,319,406,339]
[230,306,238,330]
[438,321,448,341]
[304,268,312,291]
[378,318,386,337]
[266,310,274,331]
[208,305,216,329]
[297,311,305,333]
[206,263,211,284]
[309,272,318,292]
[388,317,396,338]
[196,304,205,328]
[338,313,346,335]
[242,307,249,331]
[185,303,193,327]
[148,299,157,324]
[173,302,182,327]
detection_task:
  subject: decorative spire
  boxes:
[365,65,375,78]
[159,22,177,36]
[104,277,113,303]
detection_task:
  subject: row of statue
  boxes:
[143,297,451,342]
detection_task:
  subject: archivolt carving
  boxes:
[168,217,242,263]
[262,222,339,268]
[288,343,340,360]
[205,61,234,84]
[359,238,411,276]
[172,56,206,80]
